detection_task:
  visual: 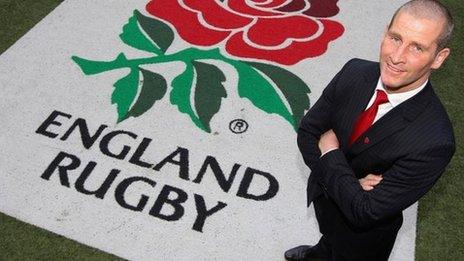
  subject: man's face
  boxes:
[379,10,450,93]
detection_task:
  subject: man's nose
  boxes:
[391,44,406,64]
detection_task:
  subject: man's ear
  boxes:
[432,48,450,70]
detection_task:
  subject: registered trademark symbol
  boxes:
[229,119,249,134]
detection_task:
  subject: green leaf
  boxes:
[135,10,174,53]
[120,11,161,54]
[246,62,311,127]
[127,68,167,118]
[170,63,206,131]
[112,68,140,122]
[192,61,227,132]
[170,61,227,132]
[232,62,294,128]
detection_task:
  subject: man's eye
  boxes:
[412,45,423,52]
[390,36,400,42]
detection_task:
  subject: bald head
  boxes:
[389,0,454,51]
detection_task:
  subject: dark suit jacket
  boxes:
[298,58,455,229]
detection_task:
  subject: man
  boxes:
[285,0,455,260]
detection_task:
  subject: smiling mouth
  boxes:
[386,62,405,74]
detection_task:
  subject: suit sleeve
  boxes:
[319,143,455,228]
[297,61,347,170]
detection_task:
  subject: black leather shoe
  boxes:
[284,245,329,261]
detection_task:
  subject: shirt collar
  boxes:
[375,78,428,107]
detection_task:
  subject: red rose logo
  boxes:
[146,0,344,65]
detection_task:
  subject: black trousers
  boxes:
[313,195,403,261]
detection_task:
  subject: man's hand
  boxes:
[359,174,383,191]
[318,129,340,154]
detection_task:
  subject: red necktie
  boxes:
[349,90,389,145]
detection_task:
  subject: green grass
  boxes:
[0,0,60,53]
[0,0,463,260]
[0,212,119,261]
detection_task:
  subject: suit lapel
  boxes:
[339,64,379,151]
[348,81,434,155]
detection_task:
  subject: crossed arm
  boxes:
[319,130,383,191]
[316,139,453,228]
